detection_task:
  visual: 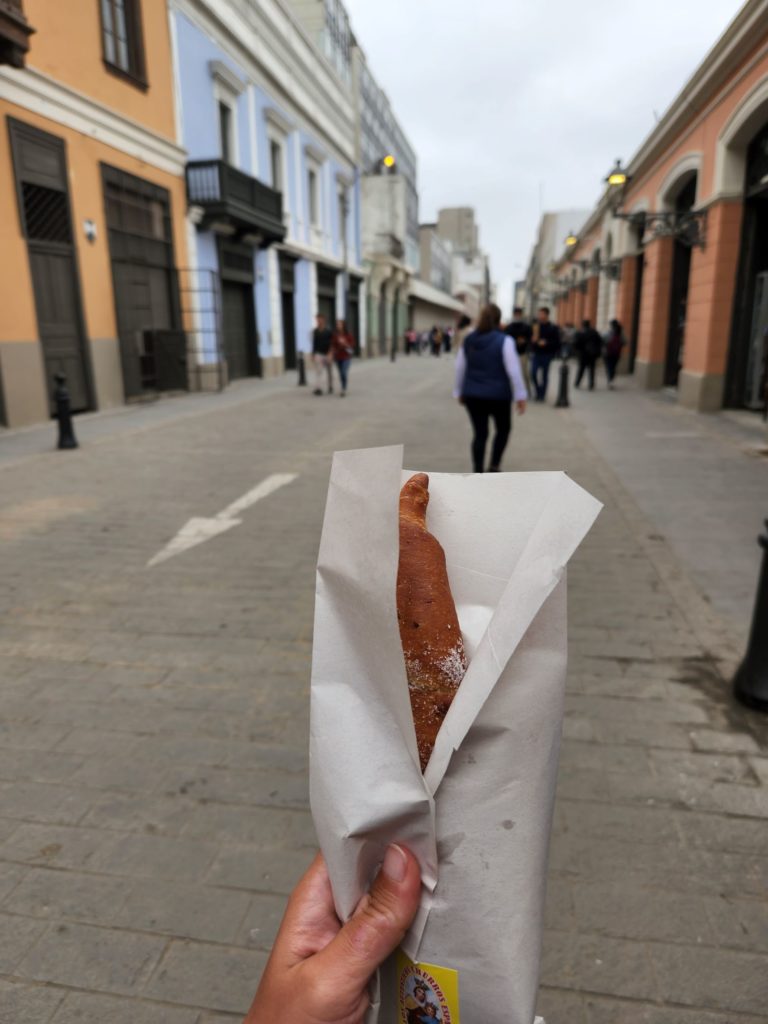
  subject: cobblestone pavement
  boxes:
[0,357,766,1023]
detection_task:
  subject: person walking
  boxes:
[455,314,473,353]
[311,314,333,395]
[454,303,527,473]
[530,306,561,402]
[430,325,443,357]
[331,319,355,396]
[573,319,603,390]
[505,306,533,397]
[604,318,627,388]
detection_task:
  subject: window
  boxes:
[100,0,146,86]
[338,189,347,249]
[308,169,319,226]
[219,101,233,165]
[270,140,283,192]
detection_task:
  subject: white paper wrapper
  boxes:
[310,446,601,1023]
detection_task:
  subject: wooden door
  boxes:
[9,119,91,412]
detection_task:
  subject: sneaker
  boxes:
[313,389,322,396]
[340,391,346,397]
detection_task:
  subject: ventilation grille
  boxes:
[222,250,252,275]
[22,183,71,243]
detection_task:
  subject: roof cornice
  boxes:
[627,0,768,180]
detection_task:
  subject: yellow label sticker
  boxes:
[396,949,460,1024]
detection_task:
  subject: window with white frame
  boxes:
[265,108,293,226]
[209,61,245,169]
[219,101,234,165]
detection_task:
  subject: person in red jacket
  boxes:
[331,319,355,396]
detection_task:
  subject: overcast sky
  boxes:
[343,0,739,310]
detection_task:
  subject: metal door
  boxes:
[222,281,255,380]
[665,241,691,387]
[111,262,174,392]
[279,254,297,370]
[9,119,91,412]
[628,253,644,374]
[744,271,768,410]
[103,165,181,398]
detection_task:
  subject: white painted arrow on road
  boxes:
[147,473,298,568]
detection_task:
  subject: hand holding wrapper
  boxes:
[310,446,601,1023]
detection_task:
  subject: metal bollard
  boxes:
[733,520,768,711]
[555,358,570,408]
[297,352,307,386]
[54,374,78,450]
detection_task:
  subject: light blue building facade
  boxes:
[168,0,364,382]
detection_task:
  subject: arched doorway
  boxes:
[727,120,768,409]
[665,174,697,387]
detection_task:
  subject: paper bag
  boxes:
[310,446,601,1023]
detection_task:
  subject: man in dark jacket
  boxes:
[573,319,603,390]
[505,306,533,396]
[311,314,333,395]
[530,307,561,402]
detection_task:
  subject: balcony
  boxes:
[186,160,285,246]
[372,232,405,261]
[0,0,35,67]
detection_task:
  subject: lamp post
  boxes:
[733,520,768,711]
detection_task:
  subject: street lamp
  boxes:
[565,231,578,248]
[605,158,630,189]
[382,153,396,169]
[605,156,707,250]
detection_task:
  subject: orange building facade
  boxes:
[0,0,188,427]
[554,0,768,412]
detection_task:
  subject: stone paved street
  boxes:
[1,358,767,1023]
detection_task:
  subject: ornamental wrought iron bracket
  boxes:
[600,259,622,281]
[611,207,707,250]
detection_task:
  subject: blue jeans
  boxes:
[531,352,553,401]
[336,359,350,391]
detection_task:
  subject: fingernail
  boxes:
[382,844,407,883]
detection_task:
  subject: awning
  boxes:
[409,277,466,314]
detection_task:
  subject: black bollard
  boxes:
[555,358,570,408]
[54,374,78,450]
[733,521,768,711]
[297,352,307,386]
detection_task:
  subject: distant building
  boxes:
[419,224,453,294]
[437,207,479,256]
[354,46,420,354]
[513,280,527,311]
[413,224,464,331]
[436,206,491,319]
[523,210,589,318]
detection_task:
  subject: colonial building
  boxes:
[0,0,189,427]
[553,0,768,412]
[172,0,364,380]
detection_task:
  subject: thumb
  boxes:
[314,844,422,993]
